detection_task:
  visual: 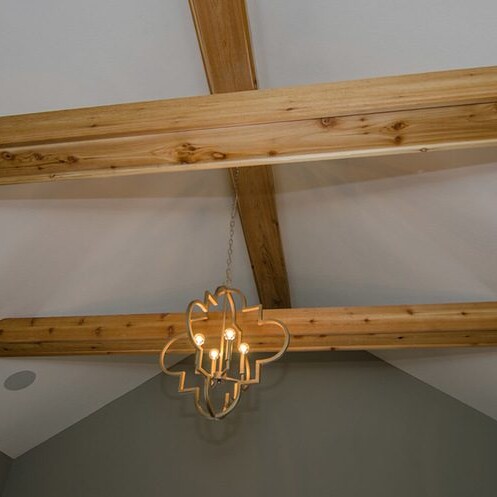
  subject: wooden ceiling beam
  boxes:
[1,67,497,184]
[188,0,290,308]
[1,301,497,356]
[1,101,496,184]
[3,66,496,147]
[189,0,256,94]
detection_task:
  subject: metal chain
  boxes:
[224,168,240,288]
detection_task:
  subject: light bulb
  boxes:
[209,348,220,360]
[193,334,205,346]
[224,328,236,341]
[239,342,250,355]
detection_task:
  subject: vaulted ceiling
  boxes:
[1,0,497,457]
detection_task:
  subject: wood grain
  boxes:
[232,166,290,307]
[1,301,497,356]
[189,0,256,93]
[2,66,496,149]
[189,0,291,308]
[2,101,496,184]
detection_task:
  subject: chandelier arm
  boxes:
[159,336,185,378]
[218,387,242,419]
[160,335,201,396]
[218,292,229,374]
[245,355,251,381]
[200,377,243,420]
[220,286,248,311]
[194,348,211,378]
[238,318,290,387]
[161,334,223,420]
[186,299,208,346]
[256,318,291,365]
[202,377,218,419]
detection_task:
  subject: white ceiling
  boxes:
[248,0,497,85]
[0,0,208,114]
[1,0,497,457]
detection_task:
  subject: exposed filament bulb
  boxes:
[209,348,220,375]
[224,328,236,341]
[193,334,205,346]
[239,342,250,355]
[209,348,220,360]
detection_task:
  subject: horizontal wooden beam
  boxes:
[3,66,497,147]
[1,67,496,185]
[1,101,496,185]
[1,301,497,356]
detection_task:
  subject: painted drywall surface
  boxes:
[0,452,12,496]
[0,0,208,115]
[4,353,497,497]
[0,356,161,458]
[248,0,497,88]
[374,348,497,421]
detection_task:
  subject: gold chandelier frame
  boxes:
[160,285,290,420]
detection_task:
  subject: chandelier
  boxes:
[160,169,290,420]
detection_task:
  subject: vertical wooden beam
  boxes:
[189,0,291,308]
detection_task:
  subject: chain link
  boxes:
[225,168,240,288]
